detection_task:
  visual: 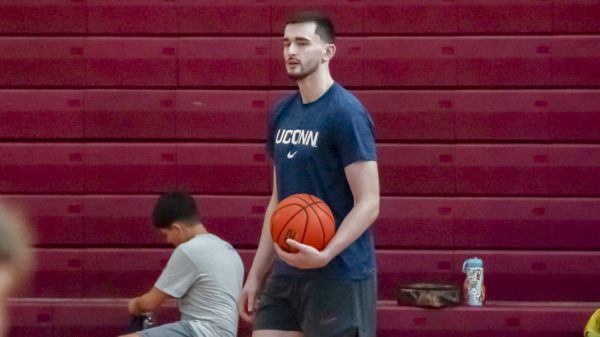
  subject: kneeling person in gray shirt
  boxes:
[119,191,244,337]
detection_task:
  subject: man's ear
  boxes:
[171,222,184,233]
[322,43,336,63]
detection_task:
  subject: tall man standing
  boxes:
[239,11,380,337]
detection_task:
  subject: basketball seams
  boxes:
[290,194,311,207]
[297,205,310,250]
[273,205,307,248]
[273,203,318,251]
[271,194,335,252]
[305,202,326,250]
[307,195,335,223]
[291,201,328,250]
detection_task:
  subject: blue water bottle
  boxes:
[462,257,484,306]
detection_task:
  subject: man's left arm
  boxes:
[275,160,380,269]
[128,286,172,316]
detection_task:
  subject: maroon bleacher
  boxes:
[84,90,176,139]
[455,250,600,302]
[548,145,600,196]
[453,91,549,140]
[1,1,599,36]
[29,250,84,298]
[86,38,178,87]
[1,196,84,245]
[356,91,456,140]
[377,145,457,195]
[3,89,598,142]
[83,195,266,246]
[0,90,83,139]
[0,1,86,34]
[377,250,458,300]
[553,37,600,86]
[0,144,85,193]
[7,195,600,251]
[3,1,600,337]
[453,198,600,250]
[457,37,552,87]
[175,90,267,140]
[377,301,597,337]
[84,144,178,193]
[375,197,454,249]
[177,0,270,35]
[179,38,270,87]
[87,0,178,34]
[83,196,164,246]
[364,0,457,34]
[456,0,553,33]
[19,247,600,303]
[547,90,600,140]
[8,299,598,337]
[5,89,600,141]
[7,299,53,337]
[2,37,600,88]
[177,144,270,194]
[0,38,86,87]
[455,145,548,195]
[82,249,169,298]
[364,38,457,87]
[0,143,270,193]
[554,0,600,32]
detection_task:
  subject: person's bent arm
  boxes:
[276,160,379,269]
[238,169,279,322]
[128,287,171,316]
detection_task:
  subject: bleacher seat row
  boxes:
[1,89,600,141]
[17,248,600,302]
[9,299,600,337]
[0,1,599,34]
[0,37,599,87]
[1,143,600,195]
[3,195,600,250]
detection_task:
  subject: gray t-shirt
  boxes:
[155,234,244,337]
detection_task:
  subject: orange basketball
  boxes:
[270,194,335,253]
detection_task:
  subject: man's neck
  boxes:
[184,223,209,242]
[192,225,208,236]
[297,68,334,104]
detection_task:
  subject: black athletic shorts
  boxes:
[253,275,377,337]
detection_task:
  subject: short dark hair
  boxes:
[286,11,335,43]
[152,191,200,229]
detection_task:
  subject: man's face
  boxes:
[283,22,328,80]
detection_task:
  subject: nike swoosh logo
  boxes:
[319,316,338,325]
[287,151,298,159]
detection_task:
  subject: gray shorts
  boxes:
[138,321,197,337]
[253,275,377,337]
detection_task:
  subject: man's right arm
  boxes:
[238,169,278,322]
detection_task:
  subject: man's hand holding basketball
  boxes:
[274,239,333,269]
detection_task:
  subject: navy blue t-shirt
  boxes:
[266,83,377,280]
